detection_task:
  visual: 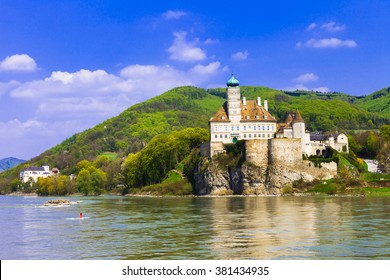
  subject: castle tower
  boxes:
[226,74,241,123]
[292,110,307,154]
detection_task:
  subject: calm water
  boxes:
[1,195,390,260]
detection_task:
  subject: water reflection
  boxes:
[1,195,390,259]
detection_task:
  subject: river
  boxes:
[1,195,390,260]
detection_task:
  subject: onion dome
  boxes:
[227,74,239,87]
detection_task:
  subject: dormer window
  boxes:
[246,116,250,120]
[221,116,225,120]
[256,115,259,119]
[264,115,268,120]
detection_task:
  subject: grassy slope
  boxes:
[354,87,390,118]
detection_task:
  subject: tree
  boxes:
[90,169,107,195]
[77,169,92,195]
[379,125,390,140]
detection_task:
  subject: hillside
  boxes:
[0,85,389,193]
[354,87,390,118]
[0,157,25,172]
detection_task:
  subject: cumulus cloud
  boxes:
[190,61,221,75]
[297,38,357,48]
[293,73,318,84]
[306,23,317,31]
[167,32,207,62]
[285,84,330,93]
[1,61,227,158]
[0,54,37,72]
[162,10,187,20]
[321,22,346,32]
[231,50,249,61]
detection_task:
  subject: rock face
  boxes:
[43,199,75,206]
[193,139,338,195]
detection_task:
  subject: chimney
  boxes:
[257,97,261,106]
[243,97,246,106]
[264,100,268,111]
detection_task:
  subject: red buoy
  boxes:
[79,212,83,219]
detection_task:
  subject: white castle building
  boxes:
[209,75,349,157]
[19,164,59,183]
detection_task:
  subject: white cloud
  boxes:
[321,22,346,32]
[284,84,330,93]
[306,23,317,31]
[190,61,221,75]
[167,32,207,62]
[298,38,357,48]
[1,61,227,158]
[231,50,249,61]
[293,73,318,84]
[0,54,37,72]
[204,38,219,45]
[162,10,187,20]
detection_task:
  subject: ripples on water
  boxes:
[1,195,390,259]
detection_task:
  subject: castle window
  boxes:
[258,125,261,130]
[225,126,228,131]
[258,134,261,138]
[221,116,225,120]
[220,134,223,138]
[262,125,265,130]
[231,126,234,131]
[267,125,269,130]
[237,126,239,131]
[262,134,265,138]
[244,134,247,138]
[215,135,218,138]
[225,134,228,138]
[214,126,218,132]
[249,134,252,138]
[244,126,246,130]
[256,115,259,119]
[264,116,268,120]
[254,126,256,130]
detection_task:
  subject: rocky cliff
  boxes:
[193,158,337,195]
[191,139,338,195]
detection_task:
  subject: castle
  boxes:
[209,75,349,157]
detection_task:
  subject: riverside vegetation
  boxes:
[0,86,389,196]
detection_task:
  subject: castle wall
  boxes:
[269,138,301,166]
[210,142,226,158]
[245,139,269,166]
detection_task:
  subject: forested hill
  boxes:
[0,85,389,189]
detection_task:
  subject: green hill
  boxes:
[354,87,390,118]
[0,85,389,194]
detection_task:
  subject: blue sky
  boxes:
[0,0,389,159]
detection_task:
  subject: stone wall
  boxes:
[269,138,301,166]
[245,139,268,166]
[210,142,225,158]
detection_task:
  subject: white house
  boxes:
[19,164,59,183]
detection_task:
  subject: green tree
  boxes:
[90,168,107,195]
[379,125,390,140]
[77,169,92,195]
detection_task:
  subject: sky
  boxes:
[0,0,389,160]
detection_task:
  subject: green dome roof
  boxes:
[227,74,239,87]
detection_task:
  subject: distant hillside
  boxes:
[354,87,390,118]
[0,85,389,191]
[0,157,25,172]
